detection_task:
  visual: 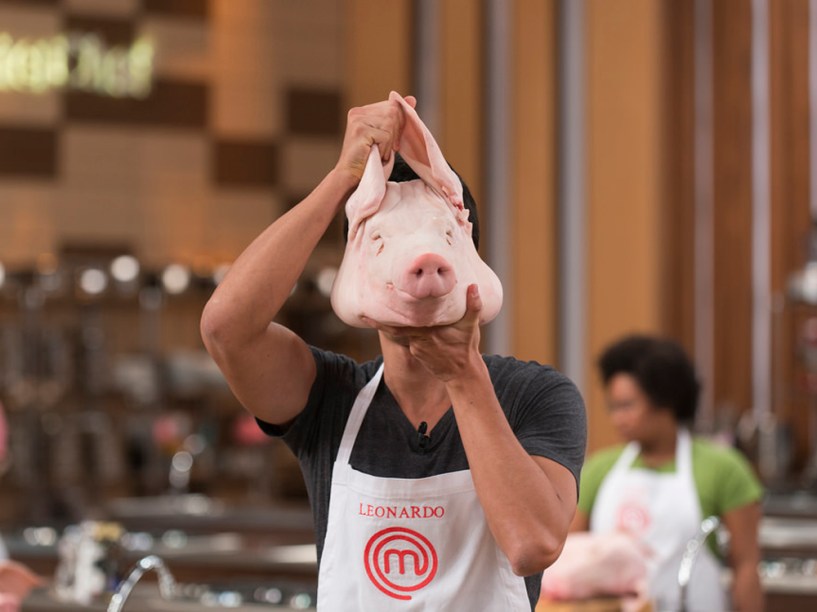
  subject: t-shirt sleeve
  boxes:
[711,446,765,515]
[255,347,365,459]
[507,363,587,491]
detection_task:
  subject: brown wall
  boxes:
[4,0,815,469]
[584,0,668,451]
[510,0,559,365]
[0,0,344,270]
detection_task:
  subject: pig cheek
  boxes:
[346,242,393,322]
[331,239,371,327]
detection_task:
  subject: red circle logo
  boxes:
[616,502,651,535]
[363,527,438,600]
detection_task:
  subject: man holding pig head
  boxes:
[201,93,586,611]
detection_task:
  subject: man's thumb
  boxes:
[465,284,482,320]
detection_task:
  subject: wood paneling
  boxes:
[64,0,139,18]
[344,0,412,109]
[0,126,56,177]
[0,0,59,6]
[770,0,812,471]
[661,0,696,354]
[214,139,278,188]
[64,79,209,128]
[439,0,484,209]
[712,0,753,416]
[63,14,134,45]
[286,88,342,138]
[510,0,558,365]
[0,1,346,269]
[585,0,666,452]
[142,0,208,20]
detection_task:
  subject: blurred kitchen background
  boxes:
[1,0,817,610]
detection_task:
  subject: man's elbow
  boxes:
[507,532,565,577]
[200,298,239,358]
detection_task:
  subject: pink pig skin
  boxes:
[331,92,502,328]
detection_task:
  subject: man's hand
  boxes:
[364,284,483,382]
[335,95,417,183]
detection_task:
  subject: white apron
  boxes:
[590,430,726,612]
[316,364,530,611]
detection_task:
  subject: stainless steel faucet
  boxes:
[107,555,177,612]
[677,515,721,612]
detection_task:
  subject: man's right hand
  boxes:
[202,94,418,427]
[335,95,416,183]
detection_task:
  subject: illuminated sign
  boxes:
[0,32,154,98]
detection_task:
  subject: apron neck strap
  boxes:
[335,363,385,466]
[616,428,693,473]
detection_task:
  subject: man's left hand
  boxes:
[364,284,484,382]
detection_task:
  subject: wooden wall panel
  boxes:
[64,80,209,128]
[0,1,344,268]
[0,127,56,177]
[661,0,696,354]
[510,0,558,365]
[770,0,812,471]
[64,0,138,18]
[712,0,753,417]
[344,0,412,109]
[439,0,484,212]
[210,0,281,140]
[585,0,666,452]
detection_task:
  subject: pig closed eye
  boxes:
[445,229,454,245]
[371,232,384,255]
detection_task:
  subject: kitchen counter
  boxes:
[12,505,817,611]
[22,582,317,611]
[6,496,320,583]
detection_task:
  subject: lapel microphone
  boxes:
[417,421,430,451]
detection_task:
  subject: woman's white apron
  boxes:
[590,430,726,611]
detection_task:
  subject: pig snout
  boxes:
[398,253,457,299]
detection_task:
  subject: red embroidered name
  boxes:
[358,503,445,519]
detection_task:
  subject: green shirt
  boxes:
[578,437,764,521]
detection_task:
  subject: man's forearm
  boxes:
[446,356,575,576]
[202,169,356,344]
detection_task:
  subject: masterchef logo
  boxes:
[616,501,651,535]
[364,527,438,600]
[358,502,445,519]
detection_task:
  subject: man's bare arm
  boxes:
[372,285,579,575]
[201,97,413,424]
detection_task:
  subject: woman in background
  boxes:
[571,335,764,611]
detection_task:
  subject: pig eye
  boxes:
[371,232,384,255]
[445,229,454,245]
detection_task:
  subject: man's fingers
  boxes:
[464,284,483,322]
[389,99,406,155]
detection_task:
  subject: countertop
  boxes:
[22,583,317,611]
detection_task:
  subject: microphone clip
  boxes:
[417,421,430,451]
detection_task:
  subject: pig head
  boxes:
[330,91,503,328]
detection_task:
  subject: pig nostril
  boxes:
[414,266,447,277]
[401,255,456,298]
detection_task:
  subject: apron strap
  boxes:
[676,428,693,478]
[335,363,385,466]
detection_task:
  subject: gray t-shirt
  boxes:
[259,347,587,610]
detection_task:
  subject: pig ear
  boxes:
[389,91,464,211]
[346,143,395,239]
